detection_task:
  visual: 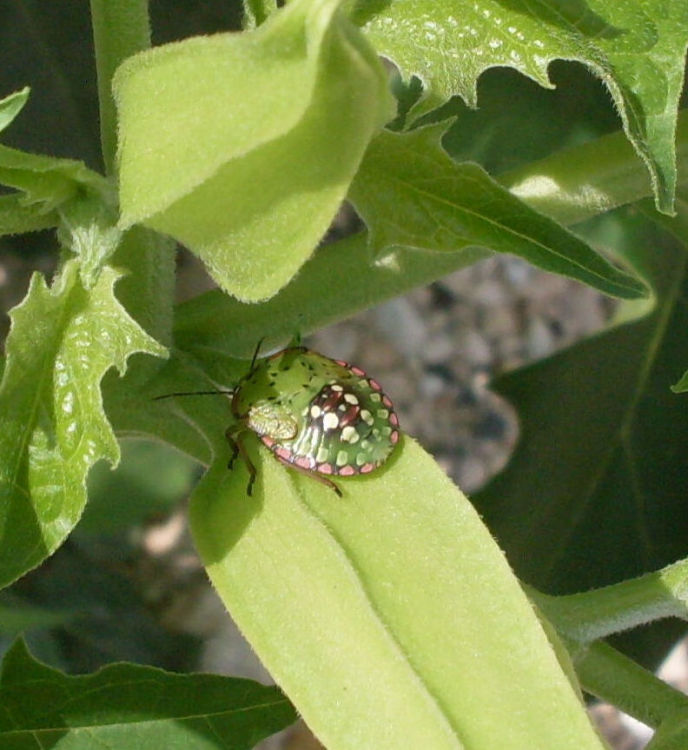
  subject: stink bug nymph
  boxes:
[156,342,400,496]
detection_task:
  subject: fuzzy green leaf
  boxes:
[191,436,606,750]
[349,125,647,299]
[356,0,688,213]
[473,210,688,602]
[115,0,394,302]
[0,194,58,236]
[0,87,109,219]
[0,639,296,749]
[0,260,165,589]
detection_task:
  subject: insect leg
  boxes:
[225,431,240,470]
[225,428,257,496]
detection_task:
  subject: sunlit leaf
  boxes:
[355,0,688,212]
[0,260,165,589]
[191,437,606,750]
[116,0,394,301]
[350,125,647,299]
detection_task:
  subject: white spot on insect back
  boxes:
[341,425,359,444]
[360,410,374,426]
[323,412,339,431]
[310,405,322,419]
[344,393,359,405]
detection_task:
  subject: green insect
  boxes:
[157,342,400,496]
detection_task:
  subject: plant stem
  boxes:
[528,557,688,644]
[574,641,688,729]
[90,0,151,176]
[500,109,688,225]
[90,1,174,349]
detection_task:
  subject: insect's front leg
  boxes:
[225,432,239,470]
[225,426,258,496]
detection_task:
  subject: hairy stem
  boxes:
[575,641,688,729]
[529,557,688,643]
[90,0,151,175]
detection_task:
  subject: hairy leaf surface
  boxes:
[116,0,394,301]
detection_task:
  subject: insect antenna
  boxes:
[153,389,234,401]
[247,337,266,376]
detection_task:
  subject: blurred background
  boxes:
[1,2,686,748]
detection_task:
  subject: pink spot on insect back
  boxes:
[382,395,392,408]
[389,413,399,427]
[276,447,291,461]
[295,455,314,470]
[368,378,382,391]
[317,463,334,475]
[390,431,399,444]
[350,366,366,377]
[338,465,356,476]
[360,463,376,474]
[261,436,275,448]
[334,359,348,368]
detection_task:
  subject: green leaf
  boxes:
[473,210,688,600]
[0,88,29,134]
[57,196,122,289]
[0,639,296,749]
[0,84,111,225]
[115,0,394,302]
[356,0,688,213]
[0,260,166,590]
[0,145,110,215]
[242,0,279,28]
[191,437,606,750]
[0,194,58,236]
[349,125,647,299]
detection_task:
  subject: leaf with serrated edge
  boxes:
[349,125,647,299]
[192,436,606,750]
[115,0,394,302]
[357,0,688,212]
[0,639,296,748]
[0,260,165,589]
